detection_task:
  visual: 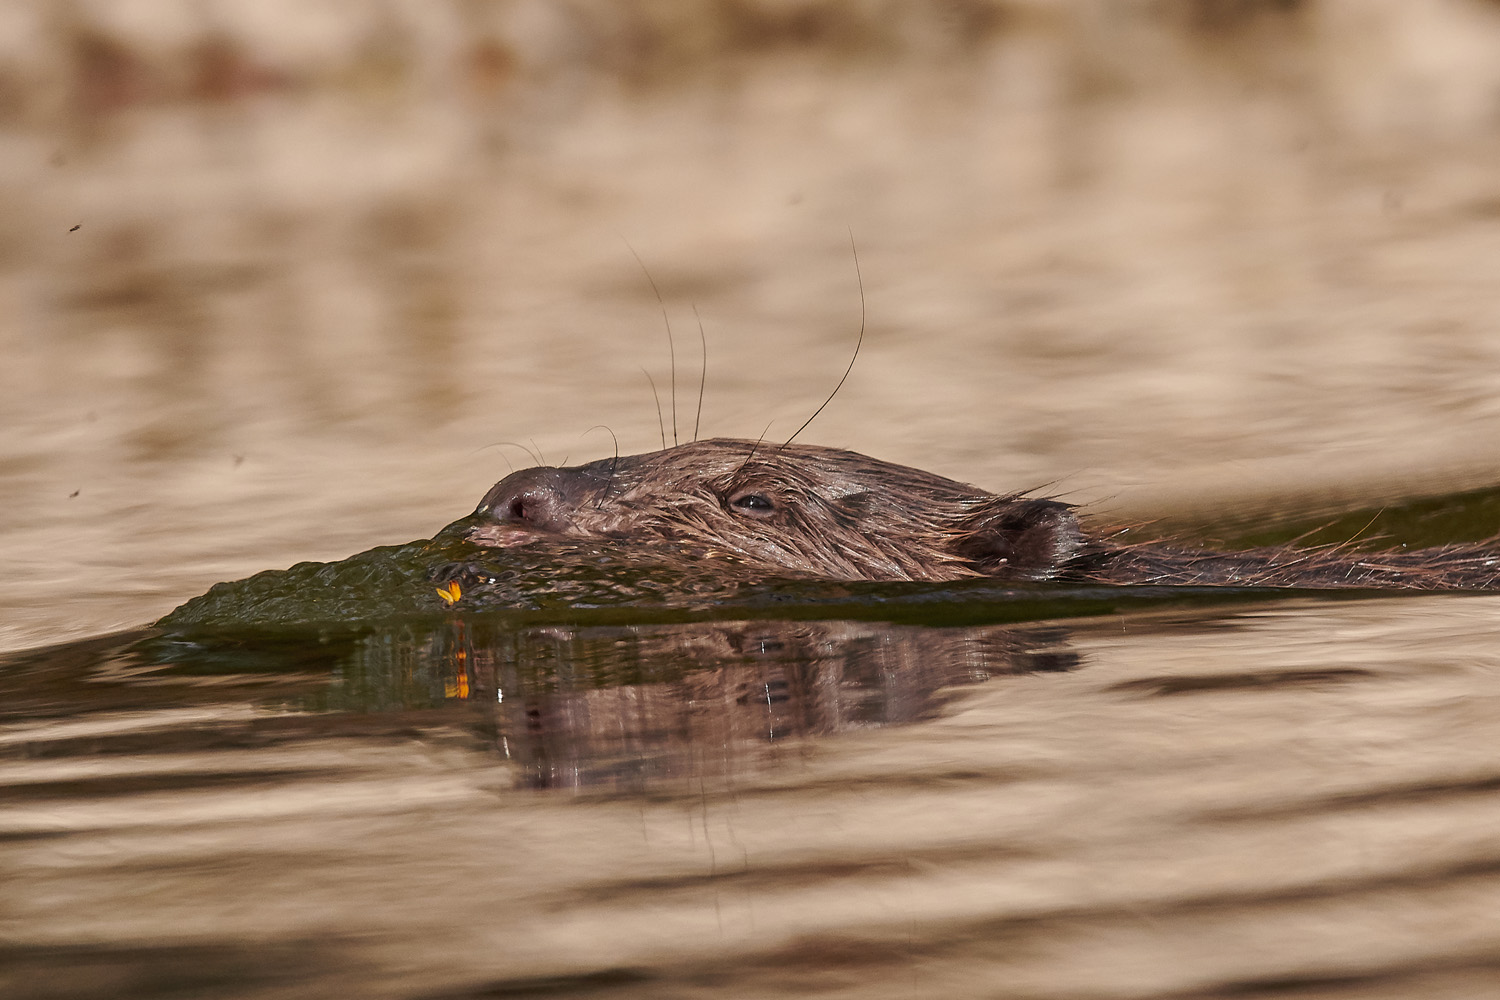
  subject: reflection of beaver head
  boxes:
[472,438,1500,590]
[472,438,1081,583]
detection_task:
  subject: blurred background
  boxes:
[6,0,1500,649]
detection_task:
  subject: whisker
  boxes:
[782,230,865,451]
[489,441,543,467]
[736,421,776,478]
[692,303,707,443]
[583,425,621,506]
[642,367,667,451]
[471,443,517,475]
[624,240,678,447]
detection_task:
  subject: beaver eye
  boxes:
[729,492,776,517]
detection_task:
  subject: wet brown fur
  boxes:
[472,438,1500,591]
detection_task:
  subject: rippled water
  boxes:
[8,3,1500,997]
[7,588,1500,999]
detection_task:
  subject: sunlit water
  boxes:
[6,590,1500,1000]
[7,4,1500,998]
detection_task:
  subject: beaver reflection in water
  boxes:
[471,438,1500,590]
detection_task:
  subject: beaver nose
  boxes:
[476,467,590,534]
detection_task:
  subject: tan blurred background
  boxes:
[5,0,1500,648]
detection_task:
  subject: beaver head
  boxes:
[471,438,1085,582]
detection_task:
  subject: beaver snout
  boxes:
[476,467,597,534]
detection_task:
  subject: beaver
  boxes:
[470,438,1500,591]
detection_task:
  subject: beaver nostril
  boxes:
[477,467,593,534]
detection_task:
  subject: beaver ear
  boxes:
[952,499,1084,581]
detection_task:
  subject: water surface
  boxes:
[6,588,1500,999]
[6,4,1500,996]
